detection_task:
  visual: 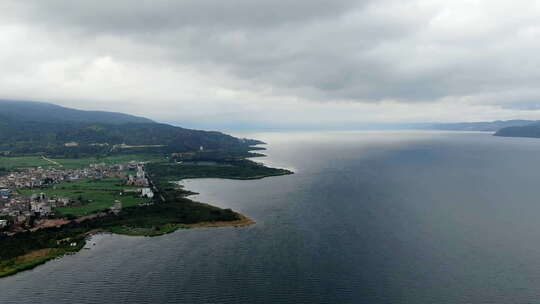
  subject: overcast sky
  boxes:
[2,0,540,129]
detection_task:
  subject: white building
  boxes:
[141,187,154,198]
[136,166,145,179]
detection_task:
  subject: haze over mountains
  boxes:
[2,99,540,152]
[422,120,539,132]
[419,121,540,138]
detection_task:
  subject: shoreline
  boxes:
[0,185,256,279]
[0,212,255,279]
[1,154,292,279]
[106,212,255,237]
[180,213,255,229]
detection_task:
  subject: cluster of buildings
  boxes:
[0,187,81,231]
[0,161,154,233]
[0,195,35,230]
[0,164,128,190]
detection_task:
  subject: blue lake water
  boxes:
[3,131,540,303]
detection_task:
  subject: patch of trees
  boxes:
[147,159,292,181]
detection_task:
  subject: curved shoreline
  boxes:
[0,193,256,279]
[0,214,255,279]
[105,212,254,237]
[1,155,292,279]
[180,213,255,229]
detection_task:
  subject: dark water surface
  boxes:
[3,131,540,303]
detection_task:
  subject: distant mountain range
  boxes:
[2,99,540,152]
[421,120,538,132]
[493,123,540,138]
[414,120,540,139]
[427,119,540,139]
[0,100,261,157]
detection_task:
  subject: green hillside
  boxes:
[0,100,262,157]
[0,100,153,124]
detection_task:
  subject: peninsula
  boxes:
[0,100,292,278]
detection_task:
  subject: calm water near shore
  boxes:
[3,131,540,303]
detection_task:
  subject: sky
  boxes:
[2,0,540,130]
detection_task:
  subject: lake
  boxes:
[2,131,540,303]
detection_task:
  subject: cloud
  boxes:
[2,0,540,128]
[12,0,363,31]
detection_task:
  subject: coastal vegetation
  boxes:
[147,159,292,181]
[0,153,293,278]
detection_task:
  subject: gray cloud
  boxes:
[11,0,364,31]
[2,0,540,126]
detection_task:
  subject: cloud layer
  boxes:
[2,0,540,128]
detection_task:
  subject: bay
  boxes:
[2,131,540,303]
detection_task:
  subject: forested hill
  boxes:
[494,123,540,138]
[0,100,262,156]
[0,100,153,124]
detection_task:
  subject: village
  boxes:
[0,161,156,234]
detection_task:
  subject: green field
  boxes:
[19,179,149,217]
[0,154,165,170]
[0,156,55,170]
[52,154,165,169]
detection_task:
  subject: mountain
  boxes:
[422,120,538,132]
[0,100,154,125]
[494,123,540,138]
[0,100,261,157]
